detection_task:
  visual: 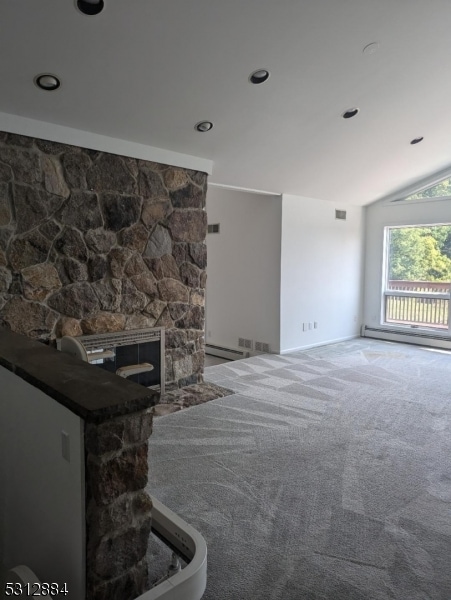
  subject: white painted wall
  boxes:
[205,188,364,355]
[205,187,282,353]
[0,367,85,598]
[363,197,451,327]
[280,194,364,353]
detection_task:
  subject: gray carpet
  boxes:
[146,339,451,599]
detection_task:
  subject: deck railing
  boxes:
[385,280,450,329]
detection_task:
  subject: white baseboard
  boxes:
[280,335,359,354]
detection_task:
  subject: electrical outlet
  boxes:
[314,321,318,329]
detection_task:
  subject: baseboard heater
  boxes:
[205,344,250,361]
[361,325,451,351]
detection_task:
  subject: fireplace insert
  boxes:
[57,327,165,394]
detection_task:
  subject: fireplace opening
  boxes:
[57,327,165,394]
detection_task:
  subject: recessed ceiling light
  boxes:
[195,121,213,132]
[410,137,424,145]
[249,69,270,85]
[77,0,104,15]
[34,74,61,91]
[342,108,359,119]
[363,42,379,55]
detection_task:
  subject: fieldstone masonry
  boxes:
[0,131,208,389]
[85,409,154,600]
[0,328,159,600]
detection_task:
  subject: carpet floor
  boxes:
[146,338,451,599]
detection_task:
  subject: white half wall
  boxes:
[363,197,451,327]
[280,194,364,353]
[205,187,282,353]
[0,367,85,598]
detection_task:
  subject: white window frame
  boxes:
[381,224,451,333]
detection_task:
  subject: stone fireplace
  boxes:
[0,131,208,390]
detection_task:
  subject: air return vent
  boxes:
[238,337,253,350]
[208,224,220,234]
[335,210,347,220]
[255,341,271,353]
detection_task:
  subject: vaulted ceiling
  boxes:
[2,0,451,205]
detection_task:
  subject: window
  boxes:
[383,225,451,330]
[405,177,451,201]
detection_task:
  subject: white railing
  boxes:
[384,280,450,330]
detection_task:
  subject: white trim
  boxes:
[208,182,281,197]
[0,111,213,175]
[385,221,451,229]
[280,335,359,354]
[385,290,449,300]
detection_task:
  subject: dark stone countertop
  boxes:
[0,328,159,423]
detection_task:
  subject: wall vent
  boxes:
[255,341,271,353]
[208,224,220,234]
[238,337,253,350]
[335,209,347,220]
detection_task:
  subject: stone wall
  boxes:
[0,131,208,388]
[85,408,154,600]
[0,327,158,600]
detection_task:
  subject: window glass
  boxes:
[406,177,451,200]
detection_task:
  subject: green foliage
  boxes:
[388,226,451,281]
[407,177,451,200]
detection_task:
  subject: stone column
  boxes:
[84,408,154,600]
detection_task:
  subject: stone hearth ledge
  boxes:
[0,327,159,423]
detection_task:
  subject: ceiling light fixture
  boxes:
[249,69,270,85]
[410,137,424,145]
[342,108,359,119]
[363,42,379,55]
[195,121,213,132]
[77,0,105,15]
[34,74,61,91]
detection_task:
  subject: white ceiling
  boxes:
[2,0,451,205]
